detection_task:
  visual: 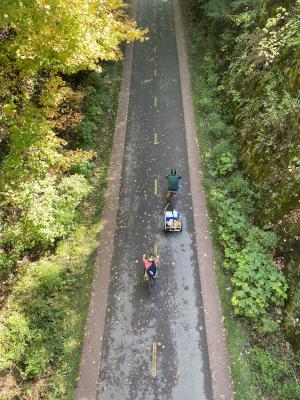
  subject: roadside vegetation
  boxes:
[184,0,300,399]
[0,1,144,398]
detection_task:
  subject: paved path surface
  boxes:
[97,0,213,398]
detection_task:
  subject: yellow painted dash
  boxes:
[154,132,159,145]
[154,242,158,256]
[152,342,157,378]
[154,96,157,108]
[154,46,157,53]
[154,68,157,77]
[154,178,158,195]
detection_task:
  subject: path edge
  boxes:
[75,1,137,399]
[172,1,234,399]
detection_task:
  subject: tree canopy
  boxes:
[0,0,144,279]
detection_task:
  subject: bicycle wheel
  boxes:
[170,192,177,211]
[148,277,154,296]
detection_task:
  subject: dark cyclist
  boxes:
[166,169,181,202]
[166,169,181,192]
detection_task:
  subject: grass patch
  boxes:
[0,63,122,399]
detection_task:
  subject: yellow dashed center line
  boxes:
[154,178,158,195]
[154,96,157,108]
[154,132,159,144]
[154,46,157,53]
[154,242,158,256]
[152,342,157,378]
[154,68,157,77]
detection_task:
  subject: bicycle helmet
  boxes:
[148,253,155,261]
[170,168,177,176]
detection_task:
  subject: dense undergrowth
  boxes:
[184,0,300,398]
[0,65,122,399]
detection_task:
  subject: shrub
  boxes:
[210,188,250,270]
[1,174,90,252]
[0,251,19,278]
[0,312,31,371]
[75,119,98,149]
[210,190,250,239]
[74,70,118,149]
[218,172,255,211]
[260,317,279,334]
[204,138,238,176]
[71,160,96,178]
[231,228,288,319]
[206,111,231,137]
[0,253,82,378]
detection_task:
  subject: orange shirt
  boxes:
[143,255,159,269]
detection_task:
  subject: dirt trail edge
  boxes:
[173,1,234,399]
[75,1,137,399]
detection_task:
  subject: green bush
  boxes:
[217,198,250,237]
[2,174,90,250]
[75,119,98,149]
[206,111,231,137]
[210,189,250,269]
[232,228,288,319]
[74,70,119,149]
[0,233,90,379]
[0,312,31,371]
[0,251,20,279]
[204,138,238,176]
[71,160,96,178]
[260,317,279,334]
[218,173,255,211]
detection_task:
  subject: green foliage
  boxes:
[204,139,238,176]
[223,1,300,221]
[249,346,300,399]
[74,70,120,149]
[188,0,298,397]
[284,285,300,349]
[201,0,229,19]
[190,0,290,323]
[218,173,255,210]
[260,317,279,333]
[231,1,257,14]
[72,160,96,178]
[75,120,99,149]
[209,186,249,271]
[0,227,92,382]
[0,312,31,371]
[257,6,300,66]
[0,62,121,398]
[1,174,90,276]
[232,228,287,319]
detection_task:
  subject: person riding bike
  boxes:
[143,253,159,279]
[166,169,181,201]
[166,168,181,192]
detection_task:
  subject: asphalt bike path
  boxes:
[97,0,213,398]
